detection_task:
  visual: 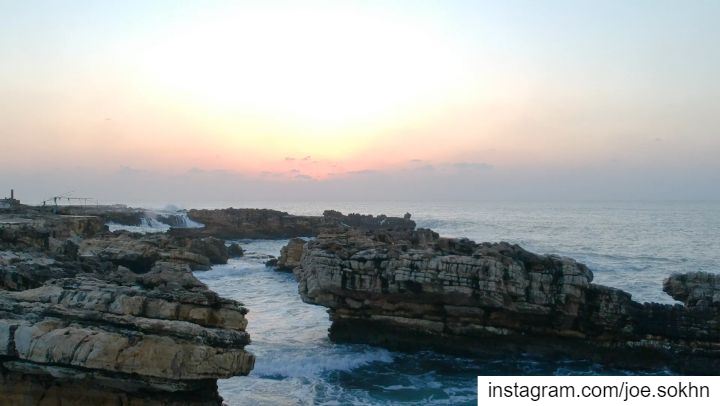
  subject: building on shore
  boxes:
[0,189,20,209]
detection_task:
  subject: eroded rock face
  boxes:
[171,208,416,240]
[295,229,720,373]
[0,213,254,404]
[0,265,254,401]
[77,231,228,272]
[663,272,720,308]
[275,238,306,271]
[321,210,416,235]
[57,205,148,227]
[1,214,106,251]
[186,237,229,265]
[176,208,321,239]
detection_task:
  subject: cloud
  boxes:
[345,169,379,176]
[284,157,295,161]
[3,159,719,206]
[447,162,493,170]
[302,156,311,161]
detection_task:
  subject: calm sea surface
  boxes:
[184,201,720,405]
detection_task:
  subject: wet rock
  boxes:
[264,257,278,268]
[156,213,188,228]
[227,243,244,258]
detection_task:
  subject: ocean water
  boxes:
[188,201,719,405]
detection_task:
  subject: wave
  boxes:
[106,210,203,233]
[107,219,169,234]
[252,346,394,379]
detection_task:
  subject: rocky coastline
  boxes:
[2,203,719,405]
[292,227,720,374]
[1,210,254,405]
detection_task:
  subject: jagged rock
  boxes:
[57,205,147,227]
[77,232,229,272]
[295,229,720,373]
[0,212,255,403]
[321,210,416,235]
[664,272,720,308]
[1,214,105,252]
[0,250,82,291]
[265,257,278,268]
[174,208,321,239]
[276,238,306,271]
[227,243,244,258]
[169,208,415,240]
[186,237,228,264]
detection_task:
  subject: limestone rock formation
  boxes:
[294,229,720,373]
[275,238,306,271]
[57,205,148,227]
[664,272,720,308]
[186,236,229,264]
[171,208,416,240]
[321,210,415,235]
[0,213,254,404]
[1,214,105,251]
[177,208,322,239]
[77,232,228,272]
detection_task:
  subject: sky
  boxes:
[1,0,719,204]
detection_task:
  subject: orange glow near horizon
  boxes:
[119,5,480,177]
[2,1,719,185]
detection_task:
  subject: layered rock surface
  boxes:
[77,231,229,272]
[275,237,306,271]
[294,229,720,373]
[173,208,416,239]
[176,208,321,239]
[0,213,254,404]
[57,205,148,227]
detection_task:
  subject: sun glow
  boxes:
[133,5,472,138]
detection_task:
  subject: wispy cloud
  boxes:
[447,162,493,170]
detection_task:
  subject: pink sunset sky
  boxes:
[1,1,719,204]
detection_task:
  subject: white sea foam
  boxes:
[252,347,394,378]
[106,219,169,233]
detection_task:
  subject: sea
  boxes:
[121,201,720,405]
